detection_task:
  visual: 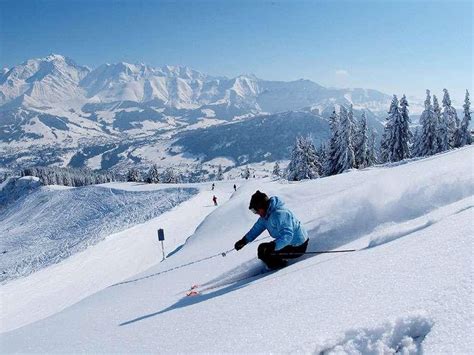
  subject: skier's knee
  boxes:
[257,243,274,260]
[257,244,267,260]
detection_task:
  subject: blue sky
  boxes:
[0,0,472,99]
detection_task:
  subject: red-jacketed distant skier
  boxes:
[234,190,308,269]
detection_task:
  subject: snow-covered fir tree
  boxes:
[442,88,459,148]
[419,90,439,157]
[127,168,140,182]
[286,136,321,181]
[381,95,411,162]
[242,165,251,180]
[433,94,448,153]
[348,104,356,127]
[354,111,369,168]
[216,165,224,180]
[317,143,327,174]
[146,164,160,183]
[412,127,422,157]
[272,161,281,177]
[456,89,472,147]
[335,105,355,173]
[397,95,412,159]
[367,128,378,166]
[380,96,397,163]
[324,109,340,176]
[161,167,179,183]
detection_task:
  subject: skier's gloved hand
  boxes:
[234,237,247,251]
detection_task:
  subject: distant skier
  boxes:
[212,195,218,206]
[234,190,308,270]
[211,183,215,191]
[233,184,237,191]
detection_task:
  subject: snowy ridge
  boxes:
[0,146,472,353]
[1,54,391,110]
[0,54,89,107]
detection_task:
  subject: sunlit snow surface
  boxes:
[0,182,197,282]
[0,147,473,353]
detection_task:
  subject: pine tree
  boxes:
[216,164,224,180]
[324,109,340,176]
[161,167,179,183]
[243,165,251,180]
[380,95,410,163]
[146,164,160,183]
[272,161,281,177]
[286,136,321,181]
[380,96,400,163]
[354,111,369,168]
[397,95,413,159]
[127,168,140,182]
[367,129,378,166]
[411,127,422,157]
[335,105,355,172]
[456,89,472,147]
[419,90,439,156]
[433,94,448,153]
[348,104,356,127]
[317,143,327,175]
[442,88,459,149]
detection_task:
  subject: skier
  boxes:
[233,184,237,191]
[234,190,308,270]
[212,195,218,206]
[211,183,215,190]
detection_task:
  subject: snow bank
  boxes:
[317,314,433,354]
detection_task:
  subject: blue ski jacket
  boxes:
[243,196,308,250]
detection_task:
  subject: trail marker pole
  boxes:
[157,228,165,261]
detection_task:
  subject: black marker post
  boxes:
[157,228,165,261]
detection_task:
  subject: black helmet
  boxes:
[249,190,269,211]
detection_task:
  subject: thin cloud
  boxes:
[335,69,349,77]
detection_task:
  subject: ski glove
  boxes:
[234,237,247,251]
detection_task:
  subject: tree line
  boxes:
[283,89,471,181]
[20,166,116,187]
[14,89,471,186]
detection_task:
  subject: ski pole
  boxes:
[221,248,235,257]
[271,249,356,256]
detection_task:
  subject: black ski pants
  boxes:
[257,239,309,269]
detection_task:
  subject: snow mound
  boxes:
[0,185,197,283]
[318,314,433,354]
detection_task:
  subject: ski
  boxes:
[186,268,275,296]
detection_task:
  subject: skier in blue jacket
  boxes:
[234,190,308,269]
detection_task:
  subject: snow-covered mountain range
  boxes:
[1,54,398,172]
[1,54,392,112]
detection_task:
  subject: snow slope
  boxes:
[1,147,473,353]
[0,181,198,283]
[0,181,234,333]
